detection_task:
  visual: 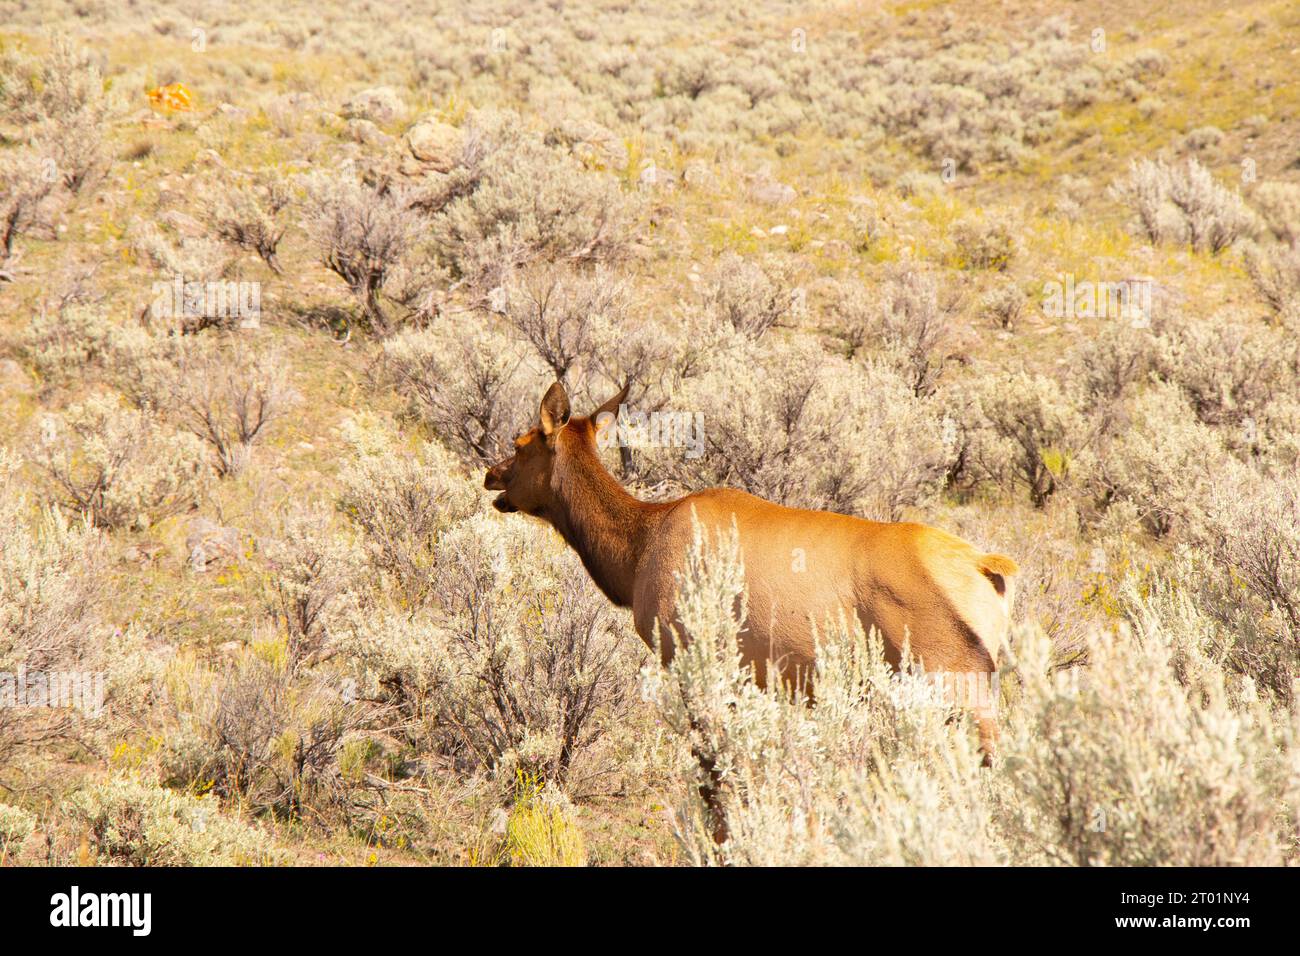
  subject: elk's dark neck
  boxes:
[548,433,661,608]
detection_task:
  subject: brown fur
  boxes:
[485,382,1019,768]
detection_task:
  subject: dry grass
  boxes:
[0,0,1297,867]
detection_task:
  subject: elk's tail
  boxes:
[977,553,1018,610]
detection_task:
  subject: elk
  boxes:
[485,381,1018,826]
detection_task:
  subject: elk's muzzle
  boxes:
[484,461,517,512]
[484,460,509,491]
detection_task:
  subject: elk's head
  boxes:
[484,380,629,517]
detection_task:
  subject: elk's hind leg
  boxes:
[976,712,998,768]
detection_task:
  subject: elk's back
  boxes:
[631,489,1014,684]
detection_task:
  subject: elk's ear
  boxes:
[539,381,571,437]
[592,381,631,432]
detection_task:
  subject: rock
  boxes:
[0,358,31,392]
[195,148,225,169]
[346,118,393,147]
[122,540,165,567]
[394,153,446,181]
[331,143,363,168]
[342,86,404,124]
[544,119,628,172]
[682,161,713,189]
[218,640,243,657]
[155,187,187,210]
[158,209,206,238]
[186,518,242,573]
[273,91,317,112]
[749,176,797,205]
[638,164,677,190]
[404,117,464,172]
